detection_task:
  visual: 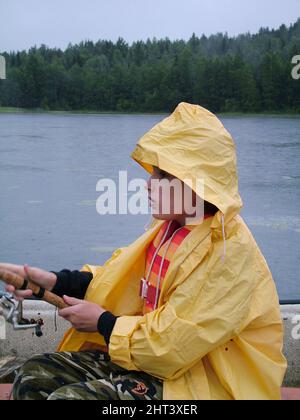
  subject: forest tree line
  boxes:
[0,19,300,113]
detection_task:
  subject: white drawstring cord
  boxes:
[146,220,172,284]
[221,213,226,263]
[154,224,184,310]
[141,219,181,310]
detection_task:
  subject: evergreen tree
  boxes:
[0,19,300,112]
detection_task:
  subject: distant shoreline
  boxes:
[0,107,300,118]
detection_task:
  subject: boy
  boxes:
[2,102,287,400]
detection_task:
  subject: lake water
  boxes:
[0,113,299,300]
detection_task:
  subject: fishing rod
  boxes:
[0,269,299,337]
[0,269,69,337]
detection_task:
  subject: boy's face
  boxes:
[146,166,204,226]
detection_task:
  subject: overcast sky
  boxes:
[1,0,300,52]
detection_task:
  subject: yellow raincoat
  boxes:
[58,102,287,400]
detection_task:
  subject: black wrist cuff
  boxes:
[50,270,93,299]
[97,311,118,346]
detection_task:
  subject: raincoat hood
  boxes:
[131,102,243,225]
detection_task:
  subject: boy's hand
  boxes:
[58,295,106,332]
[1,263,57,301]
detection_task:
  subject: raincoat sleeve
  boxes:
[80,263,101,278]
[108,248,255,381]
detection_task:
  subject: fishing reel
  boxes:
[0,292,44,337]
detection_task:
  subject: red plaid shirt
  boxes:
[141,215,213,314]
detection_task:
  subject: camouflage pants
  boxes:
[13,351,163,400]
